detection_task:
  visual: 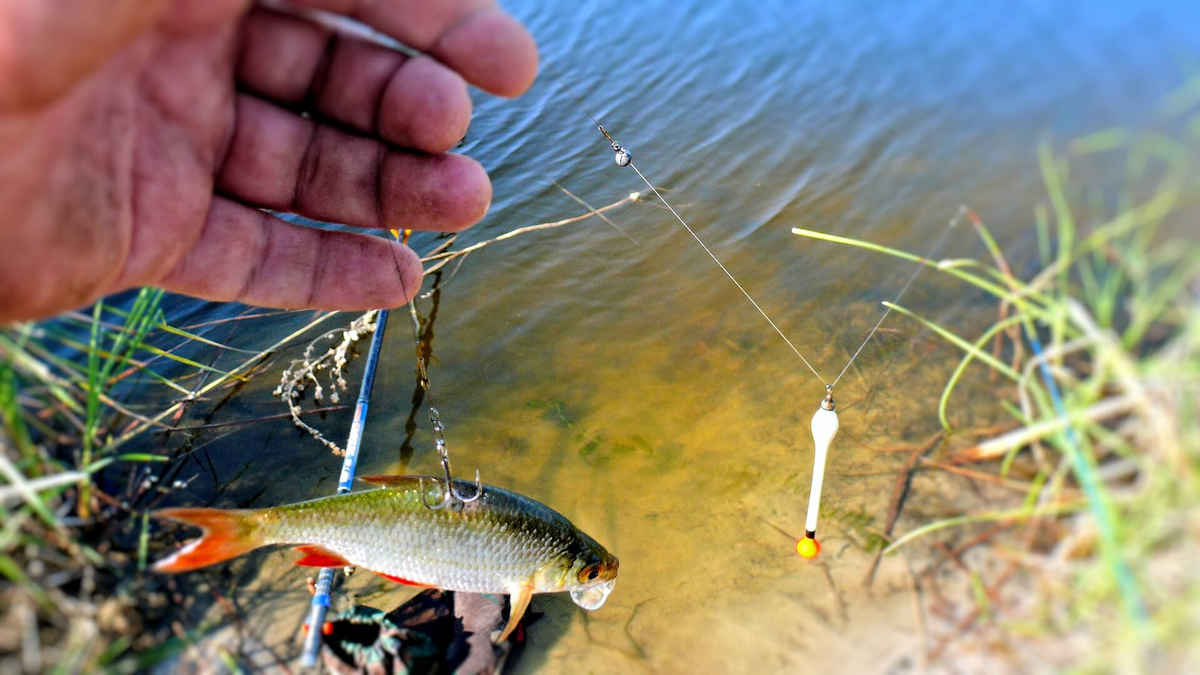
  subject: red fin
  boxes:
[497,586,533,643]
[375,571,435,587]
[153,508,260,573]
[293,545,351,568]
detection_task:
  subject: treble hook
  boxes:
[393,264,486,511]
[420,462,483,510]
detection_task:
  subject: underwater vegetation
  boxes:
[525,397,663,464]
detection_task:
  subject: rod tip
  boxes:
[796,536,820,559]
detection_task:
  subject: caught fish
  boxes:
[154,475,618,642]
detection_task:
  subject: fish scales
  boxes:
[254,478,588,593]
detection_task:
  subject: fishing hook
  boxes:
[419,461,483,510]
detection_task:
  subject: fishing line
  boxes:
[544,62,965,559]
[258,2,959,563]
[544,65,828,385]
[550,178,641,245]
[389,230,482,510]
[629,162,830,382]
[831,206,966,388]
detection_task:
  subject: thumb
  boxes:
[0,0,170,110]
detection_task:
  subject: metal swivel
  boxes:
[821,383,835,411]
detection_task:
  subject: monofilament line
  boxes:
[550,178,640,245]
[628,163,827,384]
[544,61,827,384]
[830,205,967,387]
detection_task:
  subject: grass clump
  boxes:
[0,290,347,671]
[794,114,1200,665]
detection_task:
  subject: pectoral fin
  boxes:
[495,586,533,644]
[375,571,435,587]
[293,545,351,568]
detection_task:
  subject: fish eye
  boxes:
[577,564,602,583]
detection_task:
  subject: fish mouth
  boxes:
[570,578,616,610]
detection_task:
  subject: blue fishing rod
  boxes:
[300,307,390,666]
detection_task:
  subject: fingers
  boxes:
[159,197,423,310]
[217,94,490,231]
[427,9,538,99]
[237,8,471,154]
[282,0,538,97]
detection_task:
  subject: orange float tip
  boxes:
[796,536,820,559]
[301,621,335,636]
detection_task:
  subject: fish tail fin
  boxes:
[153,508,262,573]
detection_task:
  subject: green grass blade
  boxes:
[883,302,1021,381]
[938,315,1025,430]
[791,227,1013,299]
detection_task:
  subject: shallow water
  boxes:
[129,1,1200,672]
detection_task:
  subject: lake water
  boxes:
[130,1,1200,671]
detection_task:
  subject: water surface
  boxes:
[130,2,1200,671]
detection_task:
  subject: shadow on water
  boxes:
[396,271,444,471]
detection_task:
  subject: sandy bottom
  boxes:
[158,295,1030,674]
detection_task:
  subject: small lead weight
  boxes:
[614,146,632,167]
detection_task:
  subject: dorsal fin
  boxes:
[357,474,414,487]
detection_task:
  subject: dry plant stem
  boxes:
[864,431,944,588]
[928,563,1018,662]
[102,311,341,454]
[0,468,89,506]
[821,563,849,623]
[929,448,1072,661]
[0,441,67,527]
[958,394,1139,461]
[418,236,460,276]
[969,209,1027,382]
[275,195,642,450]
[920,459,1046,494]
[904,554,931,673]
[1067,299,1183,471]
[176,405,349,432]
[421,192,642,265]
[932,541,971,575]
[929,465,1065,662]
[916,522,1013,582]
[273,311,378,455]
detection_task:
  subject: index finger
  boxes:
[282,0,538,97]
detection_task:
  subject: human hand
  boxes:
[0,0,538,322]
